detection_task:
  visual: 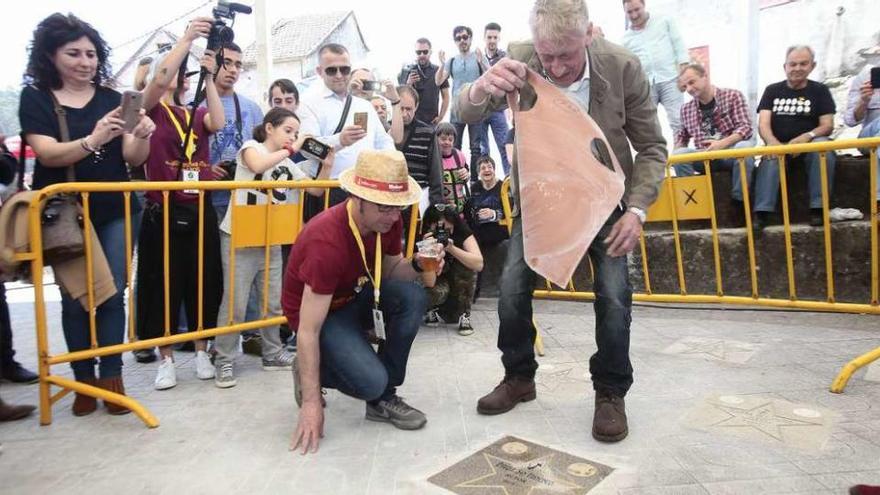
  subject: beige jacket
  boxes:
[0,191,117,309]
[455,37,668,214]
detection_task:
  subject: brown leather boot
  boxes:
[0,398,36,421]
[476,376,536,415]
[592,391,628,442]
[72,378,98,417]
[96,376,131,416]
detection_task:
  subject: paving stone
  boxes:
[1,294,879,493]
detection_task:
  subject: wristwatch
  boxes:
[627,206,647,224]
[808,131,817,140]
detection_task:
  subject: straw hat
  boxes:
[338,150,422,206]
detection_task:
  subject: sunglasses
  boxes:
[434,203,452,212]
[324,65,352,77]
[373,202,407,213]
[455,35,470,42]
[415,50,429,55]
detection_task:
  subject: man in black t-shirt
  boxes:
[398,38,450,126]
[754,45,837,229]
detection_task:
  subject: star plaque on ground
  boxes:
[428,436,613,495]
[683,395,835,451]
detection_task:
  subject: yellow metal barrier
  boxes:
[16,180,420,427]
[500,137,880,393]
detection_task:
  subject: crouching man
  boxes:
[283,150,442,454]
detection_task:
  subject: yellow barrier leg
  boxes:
[831,346,880,394]
[533,317,545,357]
[44,375,159,428]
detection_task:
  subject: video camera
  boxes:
[207,1,252,51]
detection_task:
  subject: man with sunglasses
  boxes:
[456,0,667,443]
[398,38,450,127]
[299,44,395,207]
[436,26,490,181]
[283,150,441,455]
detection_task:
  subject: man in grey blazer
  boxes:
[455,0,667,442]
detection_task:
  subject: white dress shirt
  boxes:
[298,80,395,178]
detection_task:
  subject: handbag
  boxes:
[39,93,86,265]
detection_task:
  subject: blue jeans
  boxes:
[61,214,140,380]
[858,118,880,199]
[673,141,757,203]
[754,136,837,212]
[651,78,684,136]
[498,210,633,397]
[480,110,511,175]
[453,121,486,182]
[318,280,427,402]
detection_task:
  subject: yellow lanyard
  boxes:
[346,201,382,306]
[160,101,197,162]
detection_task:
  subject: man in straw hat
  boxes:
[282,149,443,455]
[455,0,667,442]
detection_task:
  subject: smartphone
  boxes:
[120,90,143,132]
[362,80,382,92]
[301,137,331,161]
[871,67,880,89]
[353,112,368,132]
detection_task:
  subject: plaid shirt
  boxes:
[676,87,753,148]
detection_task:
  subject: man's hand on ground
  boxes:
[605,212,643,257]
[290,401,324,455]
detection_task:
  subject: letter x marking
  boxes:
[683,189,698,205]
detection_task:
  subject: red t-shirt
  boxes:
[282,202,404,331]
[144,104,214,204]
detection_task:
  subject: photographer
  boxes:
[137,18,226,391]
[421,203,483,335]
[213,108,333,388]
[397,38,450,126]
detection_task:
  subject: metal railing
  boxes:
[499,137,880,393]
[15,179,418,427]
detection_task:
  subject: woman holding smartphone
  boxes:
[135,17,226,391]
[213,107,333,388]
[19,13,155,417]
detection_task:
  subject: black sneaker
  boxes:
[0,363,38,384]
[365,395,427,430]
[809,209,825,227]
[241,335,263,356]
[133,348,158,363]
[752,211,769,236]
[423,309,442,326]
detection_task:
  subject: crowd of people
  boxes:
[0,1,877,474]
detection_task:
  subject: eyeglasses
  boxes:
[375,202,407,213]
[222,59,243,71]
[415,50,429,55]
[433,203,451,212]
[324,65,352,77]
[454,35,470,42]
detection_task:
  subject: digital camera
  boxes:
[207,1,252,51]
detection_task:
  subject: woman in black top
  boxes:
[19,13,155,417]
[420,203,484,335]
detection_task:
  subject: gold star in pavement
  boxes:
[711,401,821,441]
[678,338,754,361]
[455,453,585,495]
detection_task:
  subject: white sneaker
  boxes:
[195,351,215,380]
[829,207,863,222]
[154,357,177,390]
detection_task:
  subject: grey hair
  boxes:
[785,45,816,62]
[529,0,591,43]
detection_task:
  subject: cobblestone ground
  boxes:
[1,283,879,494]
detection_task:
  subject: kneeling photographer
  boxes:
[421,204,483,335]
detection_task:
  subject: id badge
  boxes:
[182,166,199,194]
[372,308,386,341]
